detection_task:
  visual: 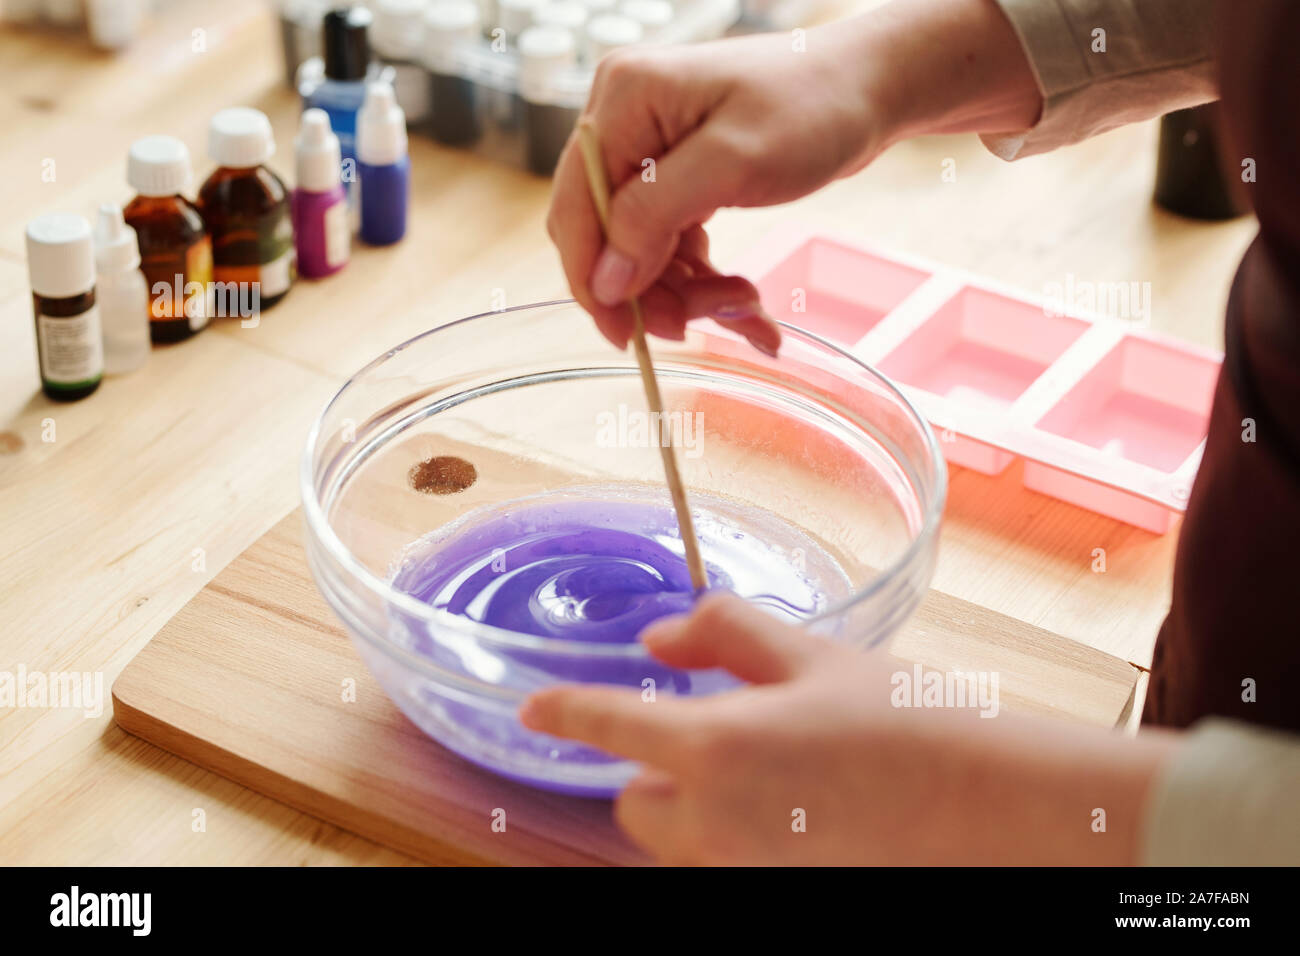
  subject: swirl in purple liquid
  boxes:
[391,495,832,646]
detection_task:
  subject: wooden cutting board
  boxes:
[112,511,1139,866]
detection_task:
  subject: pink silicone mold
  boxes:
[735,229,1223,533]
[752,236,932,344]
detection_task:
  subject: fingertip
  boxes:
[640,613,690,651]
[589,305,632,350]
[748,326,781,358]
[603,327,631,350]
[518,687,564,731]
[711,310,782,359]
[689,590,754,630]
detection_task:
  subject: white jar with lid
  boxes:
[497,0,544,40]
[584,12,641,62]
[371,0,433,125]
[86,0,145,49]
[619,0,672,40]
[518,24,580,175]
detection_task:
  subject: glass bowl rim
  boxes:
[300,299,948,660]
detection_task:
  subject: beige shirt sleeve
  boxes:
[1141,718,1300,866]
[983,0,1219,159]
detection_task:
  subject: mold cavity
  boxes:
[1034,335,1218,473]
[410,455,478,494]
[878,286,1088,410]
[753,238,931,345]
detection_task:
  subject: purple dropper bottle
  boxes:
[292,108,350,279]
[356,80,410,246]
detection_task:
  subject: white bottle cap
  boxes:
[286,0,326,24]
[127,135,193,197]
[580,0,617,13]
[288,0,328,62]
[87,0,145,50]
[25,213,95,300]
[585,13,641,61]
[619,0,671,38]
[208,107,276,168]
[423,0,480,74]
[497,0,543,38]
[518,25,576,101]
[356,80,409,166]
[371,0,427,60]
[534,0,587,32]
[296,109,343,192]
[93,203,141,273]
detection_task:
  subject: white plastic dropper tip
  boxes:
[300,108,331,144]
[96,203,124,241]
[365,80,397,111]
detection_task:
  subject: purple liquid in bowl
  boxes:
[393,499,825,639]
[386,492,845,795]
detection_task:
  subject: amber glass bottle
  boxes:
[123,135,213,344]
[197,109,295,320]
[123,194,212,343]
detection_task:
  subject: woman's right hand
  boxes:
[546,24,889,354]
[545,1,1042,353]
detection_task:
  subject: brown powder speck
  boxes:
[0,432,23,455]
[409,455,477,494]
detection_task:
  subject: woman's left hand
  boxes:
[520,593,978,865]
[520,592,1171,865]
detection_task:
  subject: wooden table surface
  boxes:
[0,1,1258,864]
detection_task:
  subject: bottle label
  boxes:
[143,234,212,329]
[324,201,350,268]
[38,306,104,386]
[259,247,294,297]
[186,237,213,331]
[212,208,294,305]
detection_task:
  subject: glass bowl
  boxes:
[301,300,946,796]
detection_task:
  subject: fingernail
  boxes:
[712,302,782,358]
[591,247,636,306]
[626,773,678,798]
[711,300,760,320]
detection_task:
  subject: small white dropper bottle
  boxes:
[93,204,150,374]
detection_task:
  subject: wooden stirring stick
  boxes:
[575,120,708,592]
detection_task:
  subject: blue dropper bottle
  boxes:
[302,6,372,166]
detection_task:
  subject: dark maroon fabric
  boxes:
[1143,0,1300,730]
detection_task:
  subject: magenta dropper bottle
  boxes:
[292,108,350,279]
